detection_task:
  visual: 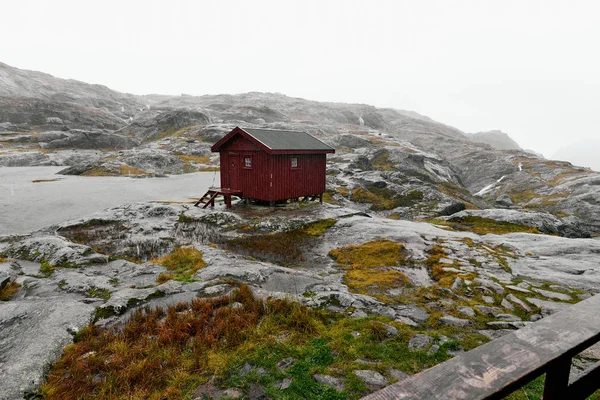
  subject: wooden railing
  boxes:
[362,294,600,400]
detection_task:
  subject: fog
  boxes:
[1,0,599,167]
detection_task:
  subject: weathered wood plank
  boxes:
[361,294,600,400]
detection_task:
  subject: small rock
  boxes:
[451,277,464,291]
[506,285,532,294]
[439,315,472,327]
[356,358,381,365]
[377,306,396,319]
[408,334,433,350]
[456,306,476,318]
[427,345,440,355]
[277,357,295,372]
[230,302,243,310]
[531,288,572,301]
[487,321,531,329]
[526,298,571,317]
[353,370,387,387]
[382,323,399,337]
[475,305,503,317]
[351,309,368,319]
[313,374,344,392]
[394,316,418,327]
[275,378,292,390]
[474,278,505,295]
[395,304,430,323]
[506,294,532,312]
[530,313,543,322]
[351,331,361,338]
[516,282,531,289]
[579,342,600,360]
[388,368,409,382]
[223,388,243,398]
[482,295,495,304]
[501,298,515,311]
[496,314,522,322]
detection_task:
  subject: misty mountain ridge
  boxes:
[1,60,600,236]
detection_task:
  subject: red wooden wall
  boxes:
[218,134,327,202]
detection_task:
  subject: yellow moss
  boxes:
[153,247,206,282]
[329,239,408,293]
[177,155,210,164]
[83,165,150,176]
[436,183,480,210]
[427,216,540,235]
[119,165,150,175]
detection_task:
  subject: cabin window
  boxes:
[291,157,298,168]
[243,156,252,169]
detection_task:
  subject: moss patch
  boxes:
[352,187,423,211]
[329,240,409,294]
[427,216,540,235]
[0,281,21,301]
[82,165,151,176]
[154,247,206,283]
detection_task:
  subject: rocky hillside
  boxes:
[1,62,599,235]
[2,62,600,399]
[467,130,522,151]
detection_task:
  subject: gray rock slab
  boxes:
[506,294,532,312]
[531,288,572,301]
[506,285,532,294]
[501,298,515,311]
[354,370,387,387]
[408,334,433,350]
[440,315,472,327]
[388,368,410,382]
[475,305,503,317]
[394,316,418,327]
[395,304,430,323]
[313,374,344,392]
[0,297,95,400]
[526,297,572,317]
[456,306,476,318]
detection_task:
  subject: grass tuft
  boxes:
[0,281,21,301]
[153,247,206,283]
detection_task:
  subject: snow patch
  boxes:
[474,175,506,196]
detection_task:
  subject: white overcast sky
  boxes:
[1,0,599,161]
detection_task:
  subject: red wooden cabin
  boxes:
[195,127,335,208]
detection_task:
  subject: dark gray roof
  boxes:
[242,128,334,151]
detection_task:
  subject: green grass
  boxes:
[40,259,55,277]
[41,285,459,400]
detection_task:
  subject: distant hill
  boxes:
[553,138,600,172]
[468,130,522,151]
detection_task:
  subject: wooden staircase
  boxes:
[194,189,242,209]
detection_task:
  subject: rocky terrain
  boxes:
[1,62,600,399]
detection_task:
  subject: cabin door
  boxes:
[227,154,240,191]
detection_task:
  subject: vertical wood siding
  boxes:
[218,134,327,201]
